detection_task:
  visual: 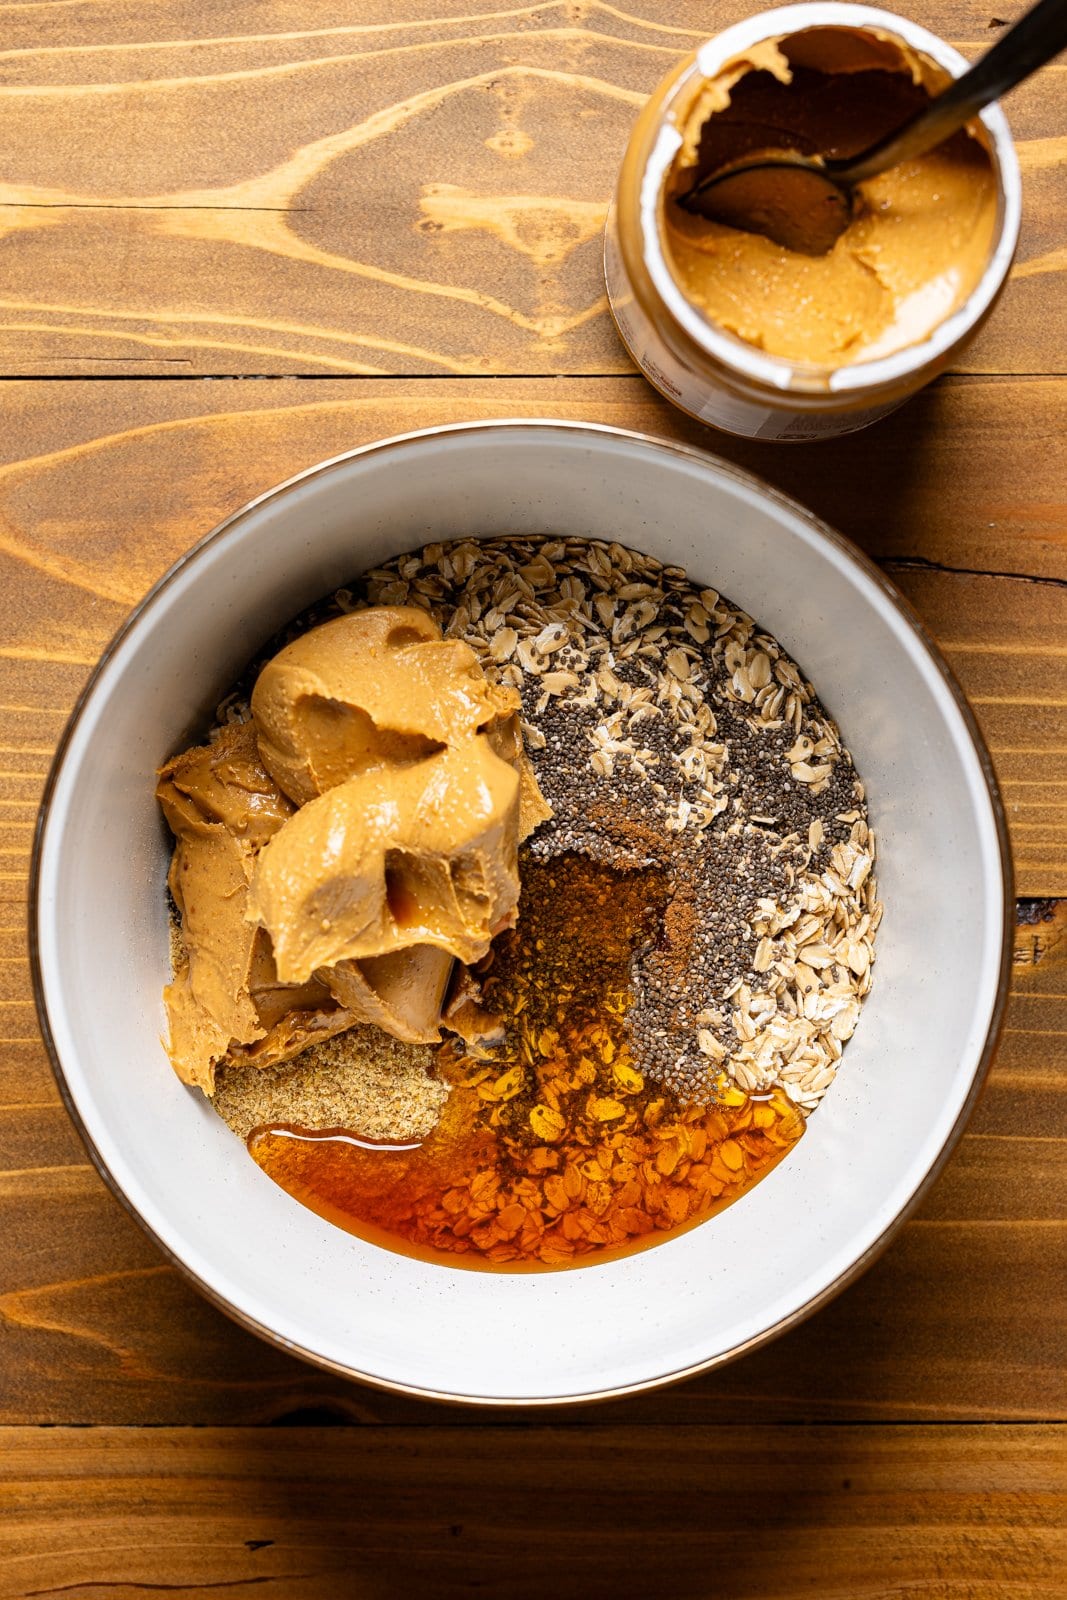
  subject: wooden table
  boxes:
[1,3,1065,1594]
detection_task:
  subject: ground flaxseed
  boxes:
[212,1026,446,1142]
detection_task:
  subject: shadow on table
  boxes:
[660,375,956,578]
[48,1403,1029,1600]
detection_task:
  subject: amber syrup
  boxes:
[250,853,804,1269]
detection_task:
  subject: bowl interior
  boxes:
[33,423,1008,1402]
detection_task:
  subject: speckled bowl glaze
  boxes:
[31,422,1011,1404]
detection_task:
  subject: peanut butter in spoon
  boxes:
[666,29,998,367]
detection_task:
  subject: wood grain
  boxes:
[0,378,1062,1425]
[0,0,1063,376]
[1,1424,1064,1600]
[2,376,1064,888]
[1,2,1063,1591]
[1,856,1064,1425]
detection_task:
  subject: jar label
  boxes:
[604,224,902,442]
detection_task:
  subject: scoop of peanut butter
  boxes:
[252,607,517,805]
[158,604,551,1091]
[666,28,997,367]
[250,737,523,981]
[158,722,357,1092]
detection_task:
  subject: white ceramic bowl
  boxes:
[31,422,1011,1404]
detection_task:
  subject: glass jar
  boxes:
[604,2,1021,441]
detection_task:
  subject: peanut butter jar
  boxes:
[604,3,1021,441]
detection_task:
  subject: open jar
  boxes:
[604,3,1021,441]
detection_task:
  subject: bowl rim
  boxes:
[28,418,1015,1407]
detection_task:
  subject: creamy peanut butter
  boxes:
[665,28,998,367]
[159,605,551,1090]
[158,721,356,1092]
[251,737,523,980]
[252,606,516,806]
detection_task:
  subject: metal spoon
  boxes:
[677,0,1067,256]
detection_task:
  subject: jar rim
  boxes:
[638,2,1022,397]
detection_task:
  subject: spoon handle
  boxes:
[835,0,1067,184]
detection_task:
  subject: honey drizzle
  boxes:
[249,854,805,1270]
